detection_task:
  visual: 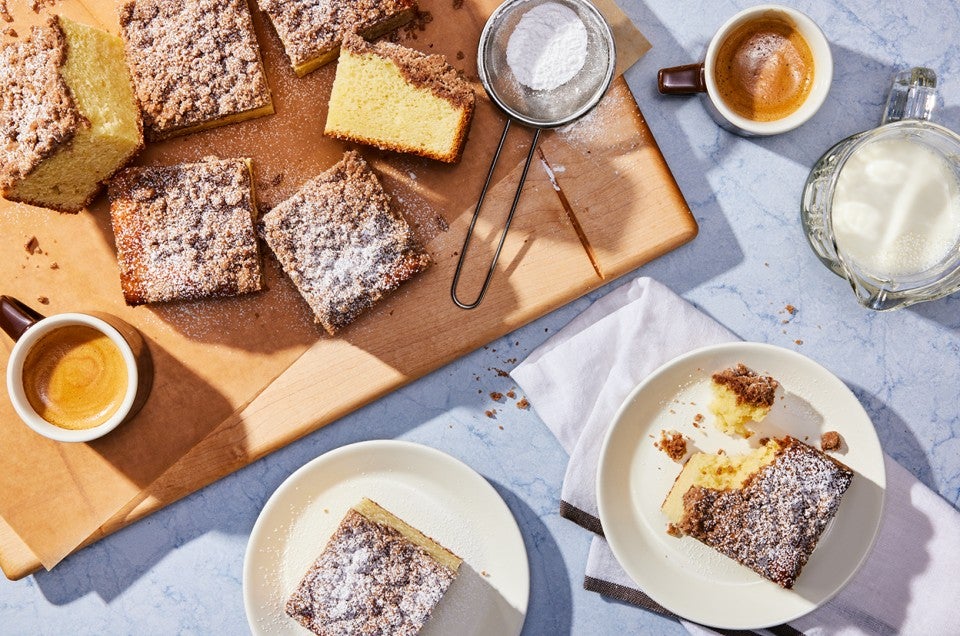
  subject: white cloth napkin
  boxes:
[511,277,960,634]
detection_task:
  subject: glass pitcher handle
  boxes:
[882,67,938,124]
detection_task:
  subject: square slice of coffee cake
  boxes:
[119,0,273,140]
[260,150,430,334]
[108,157,263,305]
[286,498,461,635]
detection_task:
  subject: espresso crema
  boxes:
[22,325,128,430]
[714,16,815,122]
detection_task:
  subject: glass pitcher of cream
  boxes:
[802,67,960,310]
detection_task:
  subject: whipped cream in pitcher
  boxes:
[802,68,960,310]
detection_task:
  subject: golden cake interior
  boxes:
[354,498,462,572]
[662,439,781,524]
[709,363,779,438]
[324,33,474,163]
[6,17,142,212]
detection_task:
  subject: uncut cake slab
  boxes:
[0,0,694,579]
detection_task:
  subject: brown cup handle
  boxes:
[658,63,707,94]
[0,295,45,341]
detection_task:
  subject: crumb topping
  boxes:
[655,430,688,462]
[0,17,82,190]
[258,0,417,67]
[119,0,270,139]
[677,437,853,589]
[285,508,456,635]
[342,30,474,109]
[108,157,263,304]
[712,363,779,407]
[260,150,430,334]
[821,430,842,451]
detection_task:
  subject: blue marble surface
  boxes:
[3,0,960,634]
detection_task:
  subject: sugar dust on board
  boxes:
[506,3,588,91]
[832,137,960,278]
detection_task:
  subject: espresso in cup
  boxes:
[22,324,129,430]
[657,4,831,136]
[713,16,815,122]
[3,296,153,442]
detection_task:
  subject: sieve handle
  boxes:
[451,120,542,310]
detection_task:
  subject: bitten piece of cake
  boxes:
[260,150,430,334]
[325,31,475,164]
[108,157,263,305]
[258,0,418,76]
[286,498,461,635]
[119,0,273,141]
[0,16,143,212]
[709,363,779,437]
[662,436,854,589]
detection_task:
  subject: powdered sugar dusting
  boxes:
[259,151,430,334]
[506,3,587,91]
[0,17,79,189]
[119,0,271,140]
[108,157,263,305]
[679,437,854,589]
[285,508,457,635]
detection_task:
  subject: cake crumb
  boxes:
[666,523,682,537]
[654,430,687,462]
[498,425,503,430]
[506,390,516,399]
[3,27,16,37]
[36,296,49,304]
[795,339,803,345]
[24,236,41,254]
[489,391,503,401]
[785,304,796,314]
[516,397,529,410]
[821,431,842,451]
[484,410,495,418]
[758,437,770,446]
[50,262,59,269]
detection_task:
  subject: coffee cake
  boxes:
[258,0,418,76]
[108,157,263,305]
[286,498,461,635]
[325,31,475,164]
[709,363,779,437]
[259,150,430,334]
[662,436,854,588]
[0,16,142,212]
[119,0,273,141]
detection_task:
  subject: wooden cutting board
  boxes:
[0,0,695,579]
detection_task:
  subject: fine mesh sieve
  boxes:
[451,0,616,309]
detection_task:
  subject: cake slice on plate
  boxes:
[257,0,418,76]
[662,436,854,589]
[324,31,475,164]
[259,150,430,334]
[0,16,142,212]
[286,498,461,635]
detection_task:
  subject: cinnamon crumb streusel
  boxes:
[259,151,430,335]
[108,157,263,305]
[119,0,272,140]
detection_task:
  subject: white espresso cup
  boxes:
[658,4,833,136]
[2,296,152,443]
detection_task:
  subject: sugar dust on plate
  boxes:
[506,2,588,91]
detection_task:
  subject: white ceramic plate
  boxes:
[597,342,885,629]
[243,440,529,635]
